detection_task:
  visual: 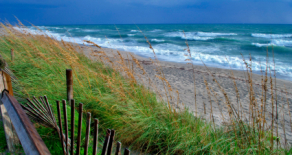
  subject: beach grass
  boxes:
[0,23,291,154]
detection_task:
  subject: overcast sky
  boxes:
[1,0,292,25]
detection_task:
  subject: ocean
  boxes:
[20,24,292,80]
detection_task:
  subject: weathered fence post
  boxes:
[3,71,13,96]
[124,148,130,155]
[93,119,99,155]
[10,49,14,62]
[84,112,91,155]
[101,129,111,155]
[76,103,83,155]
[107,130,115,155]
[57,101,66,155]
[70,99,75,155]
[0,103,16,152]
[66,69,73,101]
[0,70,18,153]
[54,97,131,155]
[115,142,121,155]
[62,100,69,155]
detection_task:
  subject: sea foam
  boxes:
[252,33,292,39]
[150,39,165,42]
[165,32,237,40]
[13,26,292,80]
[252,39,292,47]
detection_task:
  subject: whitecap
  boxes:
[196,32,237,37]
[81,29,100,32]
[252,39,292,47]
[251,33,292,39]
[271,39,292,47]
[165,31,237,40]
[150,39,165,42]
[149,29,163,32]
[127,34,135,36]
[131,30,139,32]
[14,26,292,79]
[252,43,273,47]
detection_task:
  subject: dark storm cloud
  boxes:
[0,0,291,25]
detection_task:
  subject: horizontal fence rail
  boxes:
[1,67,133,154]
[1,90,51,155]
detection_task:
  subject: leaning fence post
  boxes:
[62,100,69,154]
[76,103,83,155]
[124,148,130,155]
[70,99,75,155]
[115,142,121,155]
[84,112,91,155]
[107,130,115,155]
[101,129,111,155]
[66,69,73,101]
[57,101,66,155]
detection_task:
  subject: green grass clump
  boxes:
[0,24,291,154]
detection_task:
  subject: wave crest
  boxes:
[252,39,292,47]
[251,33,292,39]
[165,31,237,40]
[150,39,165,42]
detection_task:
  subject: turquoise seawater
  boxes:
[22,24,292,80]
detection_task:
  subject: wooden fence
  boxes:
[0,70,51,155]
[0,69,132,155]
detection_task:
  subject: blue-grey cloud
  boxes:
[0,0,292,25]
[108,0,292,7]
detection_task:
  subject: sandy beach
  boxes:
[76,44,292,146]
[2,26,292,146]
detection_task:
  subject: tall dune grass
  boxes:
[0,22,291,154]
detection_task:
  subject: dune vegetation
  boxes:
[0,22,291,154]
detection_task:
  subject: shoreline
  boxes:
[88,45,292,85]
[2,27,292,145]
[100,46,292,82]
[77,43,292,145]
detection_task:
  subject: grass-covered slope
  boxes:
[0,25,291,154]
